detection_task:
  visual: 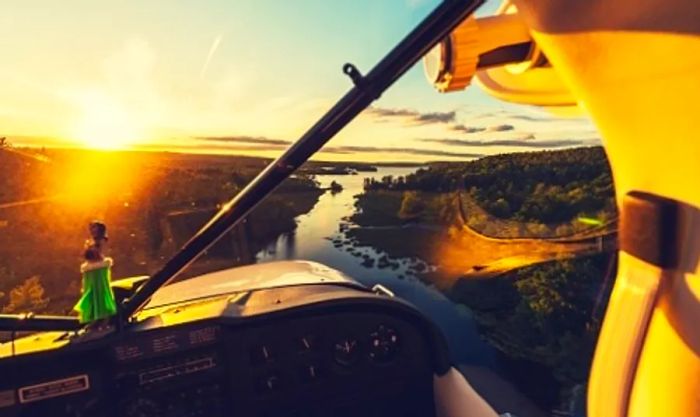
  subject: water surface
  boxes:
[257,168,497,367]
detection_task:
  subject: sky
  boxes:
[0,0,599,162]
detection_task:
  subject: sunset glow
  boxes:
[72,92,143,150]
[0,0,596,161]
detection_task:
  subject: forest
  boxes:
[0,148,323,315]
[363,146,616,226]
[448,253,615,407]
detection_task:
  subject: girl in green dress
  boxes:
[73,222,118,326]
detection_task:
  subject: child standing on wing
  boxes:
[73,221,117,330]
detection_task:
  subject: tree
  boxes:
[2,276,50,314]
[491,197,512,217]
[398,191,426,220]
[329,180,343,193]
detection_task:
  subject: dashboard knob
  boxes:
[265,375,280,390]
[256,372,283,393]
[250,344,274,365]
[299,363,322,382]
[298,335,317,352]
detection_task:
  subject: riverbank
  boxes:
[334,148,619,410]
[254,167,499,372]
[168,189,324,281]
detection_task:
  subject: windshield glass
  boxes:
[0,1,616,415]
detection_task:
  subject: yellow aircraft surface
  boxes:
[0,1,697,416]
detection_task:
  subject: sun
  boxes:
[73,92,142,150]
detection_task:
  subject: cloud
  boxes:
[321,145,482,158]
[195,135,291,146]
[451,124,486,134]
[177,135,483,158]
[200,35,223,79]
[506,114,553,122]
[450,122,517,135]
[367,107,515,134]
[137,142,287,153]
[486,124,515,132]
[366,108,416,118]
[419,136,588,149]
[415,111,456,124]
[366,106,456,125]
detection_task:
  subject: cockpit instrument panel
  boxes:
[2,284,445,417]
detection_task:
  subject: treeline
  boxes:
[364,147,616,224]
[299,161,378,175]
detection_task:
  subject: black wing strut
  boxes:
[122,0,485,319]
[0,0,484,332]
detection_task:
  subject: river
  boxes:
[256,167,497,368]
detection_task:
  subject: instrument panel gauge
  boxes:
[368,325,399,363]
[332,338,360,366]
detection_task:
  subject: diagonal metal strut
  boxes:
[120,0,486,320]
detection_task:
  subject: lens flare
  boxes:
[72,92,142,150]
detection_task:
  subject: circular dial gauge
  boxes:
[368,325,400,363]
[333,338,360,366]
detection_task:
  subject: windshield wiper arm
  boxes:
[122,0,485,319]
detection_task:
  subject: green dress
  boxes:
[73,258,118,324]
